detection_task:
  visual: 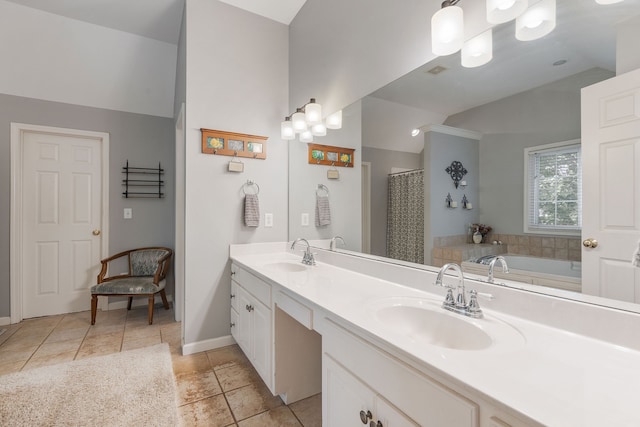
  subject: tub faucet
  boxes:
[434,263,484,318]
[488,256,509,283]
[291,238,315,265]
[330,236,345,251]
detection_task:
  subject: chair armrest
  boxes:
[97,249,134,284]
[152,250,173,285]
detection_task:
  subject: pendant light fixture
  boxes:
[486,0,528,24]
[461,28,493,68]
[431,0,465,56]
[515,0,556,41]
[595,0,624,4]
[280,99,342,142]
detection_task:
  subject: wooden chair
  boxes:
[90,247,173,325]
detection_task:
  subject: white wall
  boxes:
[288,101,362,250]
[182,0,289,348]
[616,15,640,75]
[0,0,177,118]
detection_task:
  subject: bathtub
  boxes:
[462,254,582,292]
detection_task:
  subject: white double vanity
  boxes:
[229,242,640,426]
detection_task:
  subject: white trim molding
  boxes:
[10,123,110,324]
[182,335,236,356]
[422,124,483,141]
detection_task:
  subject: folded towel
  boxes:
[244,194,260,227]
[633,241,640,267]
[315,194,331,227]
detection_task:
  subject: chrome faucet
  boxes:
[487,256,509,283]
[434,263,484,318]
[329,236,345,251]
[291,238,315,265]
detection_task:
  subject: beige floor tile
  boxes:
[0,346,39,364]
[45,326,89,343]
[86,322,125,337]
[176,370,223,405]
[207,345,250,371]
[225,383,284,421]
[216,362,258,392]
[289,394,322,427]
[23,350,77,370]
[178,394,235,427]
[32,338,83,358]
[121,335,162,351]
[0,334,46,350]
[0,361,26,375]
[172,352,212,376]
[124,324,161,340]
[237,406,302,427]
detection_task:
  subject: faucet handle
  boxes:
[467,290,483,318]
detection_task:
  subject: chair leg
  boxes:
[127,297,133,311]
[160,289,170,310]
[148,296,154,325]
[91,295,98,325]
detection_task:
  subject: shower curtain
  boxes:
[386,169,424,264]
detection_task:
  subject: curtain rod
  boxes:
[388,168,424,176]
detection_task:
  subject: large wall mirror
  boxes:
[288,0,640,311]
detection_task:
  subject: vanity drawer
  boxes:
[275,291,313,330]
[233,264,271,306]
[322,318,478,427]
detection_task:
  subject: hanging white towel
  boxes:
[315,194,331,227]
[244,194,260,227]
[632,240,640,267]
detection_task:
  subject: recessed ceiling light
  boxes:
[553,59,567,66]
[426,65,447,75]
[411,129,420,137]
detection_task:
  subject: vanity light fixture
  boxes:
[281,98,343,142]
[515,0,556,41]
[486,0,528,24]
[431,0,465,56]
[461,29,493,68]
[595,0,624,4]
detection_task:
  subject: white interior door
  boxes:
[581,67,640,303]
[15,125,108,319]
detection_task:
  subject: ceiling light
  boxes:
[411,129,420,137]
[281,99,341,142]
[431,1,464,56]
[486,0,528,24]
[595,0,624,4]
[461,29,493,68]
[516,0,556,41]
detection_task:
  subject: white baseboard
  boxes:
[0,317,10,326]
[182,335,236,356]
[107,294,173,311]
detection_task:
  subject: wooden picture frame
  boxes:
[307,143,355,168]
[201,128,267,159]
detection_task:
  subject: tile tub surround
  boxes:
[0,306,320,426]
[231,243,640,426]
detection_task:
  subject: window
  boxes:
[524,140,582,235]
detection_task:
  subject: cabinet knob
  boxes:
[245,304,254,312]
[230,322,235,328]
[370,421,383,427]
[231,271,236,276]
[359,410,372,424]
[230,294,235,299]
[92,229,101,236]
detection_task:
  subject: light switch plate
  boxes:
[265,213,273,227]
[124,208,132,219]
[301,213,309,226]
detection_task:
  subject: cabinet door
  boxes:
[235,285,252,356]
[230,307,239,341]
[324,355,376,427]
[252,300,271,386]
[376,396,419,427]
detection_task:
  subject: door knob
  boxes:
[583,238,598,248]
[92,229,101,236]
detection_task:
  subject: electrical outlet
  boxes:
[301,213,309,226]
[265,213,273,227]
[124,208,132,219]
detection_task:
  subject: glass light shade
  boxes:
[311,123,327,136]
[411,129,420,137]
[516,0,556,41]
[326,110,343,129]
[292,109,307,132]
[280,119,295,140]
[461,29,493,68]
[299,129,313,143]
[305,99,323,125]
[431,6,464,56]
[486,0,528,24]
[595,0,623,3]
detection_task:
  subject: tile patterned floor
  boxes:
[0,305,321,426]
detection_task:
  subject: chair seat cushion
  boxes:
[91,277,166,295]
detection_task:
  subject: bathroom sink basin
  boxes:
[368,296,524,351]
[263,261,307,273]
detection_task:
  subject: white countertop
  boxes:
[230,246,640,427]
